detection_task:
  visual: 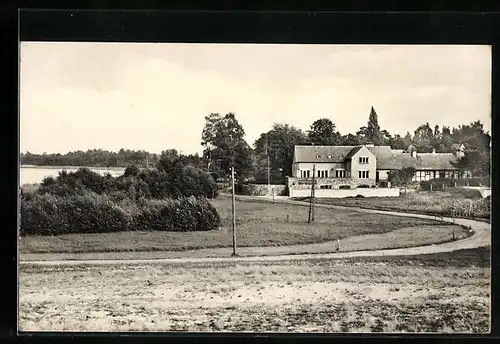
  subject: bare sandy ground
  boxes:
[18,195,491,333]
[19,256,490,332]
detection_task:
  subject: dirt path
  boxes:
[20,195,491,266]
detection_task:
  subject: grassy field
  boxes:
[19,197,453,254]
[19,247,490,333]
[295,189,490,222]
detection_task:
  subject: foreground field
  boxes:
[19,247,490,333]
[20,197,446,254]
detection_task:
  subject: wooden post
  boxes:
[266,136,271,196]
[308,165,316,223]
[312,165,317,222]
[286,214,290,222]
[336,239,340,252]
[231,166,237,256]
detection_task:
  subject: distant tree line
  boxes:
[202,107,490,183]
[22,106,491,183]
[20,149,204,169]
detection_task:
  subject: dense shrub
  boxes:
[36,165,217,200]
[21,193,69,235]
[20,191,221,235]
[37,176,86,197]
[169,165,218,199]
[132,197,220,232]
[123,164,140,177]
[442,198,490,219]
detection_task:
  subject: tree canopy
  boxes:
[307,118,341,146]
[201,112,253,180]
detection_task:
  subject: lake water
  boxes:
[20,166,125,186]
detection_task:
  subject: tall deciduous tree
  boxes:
[413,122,434,152]
[440,126,454,152]
[451,121,491,176]
[389,134,406,150]
[307,118,341,145]
[201,112,253,180]
[340,133,362,146]
[254,123,308,182]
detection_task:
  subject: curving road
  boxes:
[20,195,491,266]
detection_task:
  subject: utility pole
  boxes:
[312,164,316,222]
[231,165,237,256]
[266,135,271,195]
[308,164,316,223]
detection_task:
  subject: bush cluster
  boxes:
[37,166,218,200]
[442,198,490,219]
[20,192,220,235]
[22,164,221,235]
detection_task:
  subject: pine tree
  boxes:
[357,106,384,145]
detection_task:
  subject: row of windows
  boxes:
[300,169,349,178]
[299,169,369,179]
[359,170,370,179]
[412,170,472,181]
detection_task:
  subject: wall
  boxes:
[287,177,375,190]
[289,187,400,198]
[240,183,287,196]
[349,146,377,184]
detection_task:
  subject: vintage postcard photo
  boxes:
[19,43,491,333]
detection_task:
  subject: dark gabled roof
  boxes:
[294,145,460,171]
[294,145,398,168]
[294,145,356,163]
[366,146,395,167]
[415,153,460,170]
[344,146,364,159]
[377,152,460,170]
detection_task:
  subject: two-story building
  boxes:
[288,143,471,197]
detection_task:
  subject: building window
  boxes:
[320,185,333,189]
[358,171,369,179]
[359,157,369,164]
[317,170,328,178]
[301,170,311,178]
[335,170,346,178]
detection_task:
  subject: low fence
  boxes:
[289,187,400,198]
[239,184,287,196]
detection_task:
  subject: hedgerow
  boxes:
[20,192,220,235]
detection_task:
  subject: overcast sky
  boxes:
[20,43,491,155]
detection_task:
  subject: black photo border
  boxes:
[3,4,500,344]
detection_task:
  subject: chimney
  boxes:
[365,142,374,147]
[432,148,436,154]
[411,150,417,158]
